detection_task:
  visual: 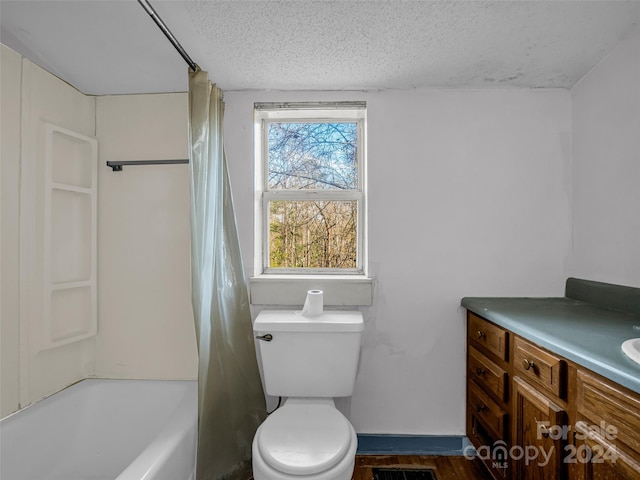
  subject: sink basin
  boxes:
[621,338,640,365]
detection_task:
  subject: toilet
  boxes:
[252,309,364,480]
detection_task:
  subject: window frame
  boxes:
[253,102,367,277]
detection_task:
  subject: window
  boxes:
[254,102,367,276]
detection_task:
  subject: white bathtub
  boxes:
[0,379,197,480]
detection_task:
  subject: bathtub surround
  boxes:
[188,69,266,480]
[95,93,196,381]
[1,45,22,417]
[1,46,96,417]
[1,44,198,418]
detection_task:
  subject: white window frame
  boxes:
[253,102,368,278]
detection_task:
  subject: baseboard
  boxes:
[356,434,473,456]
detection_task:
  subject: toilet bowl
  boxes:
[252,399,357,480]
[252,309,364,480]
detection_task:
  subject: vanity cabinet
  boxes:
[466,311,640,480]
[512,376,567,480]
[466,313,511,479]
[513,337,567,400]
[574,371,640,480]
[512,336,569,479]
[573,421,640,480]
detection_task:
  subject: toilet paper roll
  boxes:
[301,290,323,317]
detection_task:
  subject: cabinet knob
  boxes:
[477,330,486,339]
[476,403,487,413]
[537,420,551,439]
[522,359,535,371]
[475,368,486,376]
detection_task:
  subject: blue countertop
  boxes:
[461,296,640,394]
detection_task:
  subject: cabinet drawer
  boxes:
[468,346,508,402]
[468,380,507,440]
[513,336,566,399]
[577,370,640,456]
[468,312,509,361]
[469,415,509,480]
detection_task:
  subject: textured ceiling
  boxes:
[1,0,640,95]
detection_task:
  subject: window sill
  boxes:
[249,275,373,306]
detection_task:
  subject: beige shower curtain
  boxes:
[188,68,266,480]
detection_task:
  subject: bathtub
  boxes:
[0,379,197,480]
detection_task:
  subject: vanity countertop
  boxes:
[462,279,640,394]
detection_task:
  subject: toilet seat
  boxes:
[257,401,352,475]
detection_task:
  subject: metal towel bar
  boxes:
[106,159,189,171]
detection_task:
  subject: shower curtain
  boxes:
[188,68,266,480]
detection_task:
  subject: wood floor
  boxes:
[353,455,492,480]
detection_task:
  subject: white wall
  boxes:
[95,94,197,380]
[570,27,640,287]
[224,88,572,434]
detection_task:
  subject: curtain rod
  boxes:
[138,0,198,72]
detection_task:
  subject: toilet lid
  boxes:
[257,402,352,475]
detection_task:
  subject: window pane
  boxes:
[268,122,357,190]
[269,200,357,268]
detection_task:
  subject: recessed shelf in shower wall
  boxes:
[43,123,98,349]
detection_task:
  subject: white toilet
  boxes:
[252,309,364,480]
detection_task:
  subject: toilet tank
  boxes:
[254,310,364,398]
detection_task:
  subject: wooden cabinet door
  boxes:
[513,377,568,480]
[573,421,640,480]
